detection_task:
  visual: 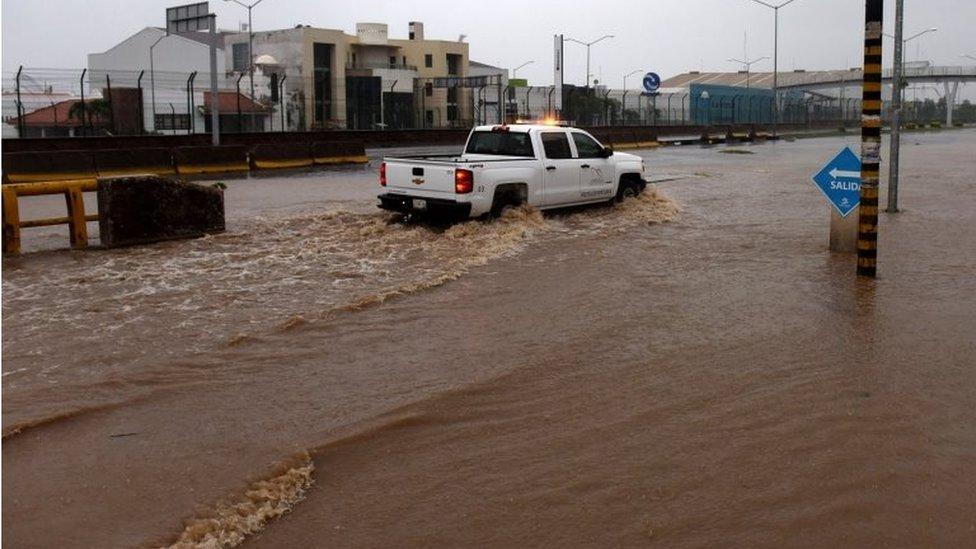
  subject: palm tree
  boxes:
[68,98,111,130]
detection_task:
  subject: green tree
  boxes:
[68,98,111,126]
[954,100,975,124]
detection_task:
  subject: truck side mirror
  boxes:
[600,147,614,158]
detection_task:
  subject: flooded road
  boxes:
[3,131,976,547]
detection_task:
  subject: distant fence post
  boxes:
[137,70,145,135]
[106,74,115,134]
[236,73,244,132]
[279,75,287,131]
[79,69,87,137]
[15,66,25,137]
[186,71,197,135]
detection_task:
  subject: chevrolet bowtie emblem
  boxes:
[412,178,424,185]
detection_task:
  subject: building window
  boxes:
[446,54,461,76]
[425,82,433,97]
[232,43,249,72]
[313,42,333,123]
[154,113,190,130]
[409,31,415,40]
[447,87,458,103]
[424,54,432,68]
[389,56,396,68]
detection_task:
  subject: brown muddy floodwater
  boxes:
[3,131,976,548]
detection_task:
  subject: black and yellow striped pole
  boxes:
[857,0,883,277]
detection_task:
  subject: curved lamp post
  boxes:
[565,35,614,88]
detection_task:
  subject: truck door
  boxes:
[572,132,614,201]
[540,131,581,205]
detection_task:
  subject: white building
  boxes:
[87,27,256,134]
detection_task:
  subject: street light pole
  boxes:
[224,0,264,99]
[149,32,170,131]
[727,56,770,88]
[623,69,641,90]
[746,0,800,137]
[565,35,614,89]
[880,25,936,213]
[887,0,904,213]
[512,60,534,80]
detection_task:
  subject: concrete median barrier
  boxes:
[93,148,176,177]
[312,141,368,165]
[249,143,314,170]
[2,150,96,183]
[96,175,224,248]
[174,145,249,175]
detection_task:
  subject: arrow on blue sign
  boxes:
[811,146,862,217]
[642,72,661,93]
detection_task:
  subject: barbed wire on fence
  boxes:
[2,66,970,138]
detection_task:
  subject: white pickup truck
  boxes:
[378,124,647,219]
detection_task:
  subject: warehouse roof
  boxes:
[661,69,864,89]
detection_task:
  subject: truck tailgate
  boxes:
[385,161,458,197]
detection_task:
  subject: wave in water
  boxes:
[164,452,315,549]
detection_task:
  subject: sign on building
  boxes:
[432,76,495,88]
[166,2,211,33]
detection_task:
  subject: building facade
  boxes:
[87,27,244,134]
[222,21,473,129]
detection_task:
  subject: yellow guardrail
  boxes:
[2,179,98,255]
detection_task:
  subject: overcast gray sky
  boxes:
[3,0,974,87]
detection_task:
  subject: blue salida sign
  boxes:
[642,72,661,94]
[811,146,862,217]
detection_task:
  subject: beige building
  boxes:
[224,21,474,129]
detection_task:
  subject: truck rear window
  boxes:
[464,131,535,157]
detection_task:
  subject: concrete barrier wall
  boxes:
[173,145,249,175]
[1,124,820,157]
[92,148,176,177]
[1,129,472,153]
[2,150,97,183]
[312,141,368,165]
[96,175,224,248]
[249,143,313,170]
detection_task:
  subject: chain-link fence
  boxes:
[3,66,971,139]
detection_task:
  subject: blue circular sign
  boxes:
[642,72,661,93]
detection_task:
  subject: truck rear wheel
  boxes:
[489,185,527,218]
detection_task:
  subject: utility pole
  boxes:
[857,0,883,278]
[887,0,904,213]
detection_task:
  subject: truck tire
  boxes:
[489,184,526,218]
[614,176,645,203]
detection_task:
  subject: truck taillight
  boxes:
[455,169,473,194]
[380,162,387,186]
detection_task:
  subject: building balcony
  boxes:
[346,62,418,71]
